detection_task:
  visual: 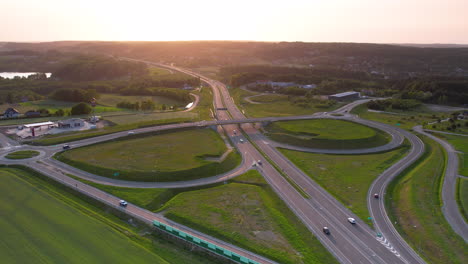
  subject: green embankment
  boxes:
[280,145,409,222]
[56,128,240,182]
[76,170,338,264]
[457,178,468,222]
[5,150,40,159]
[0,167,217,264]
[386,137,467,264]
[434,133,468,176]
[265,119,390,149]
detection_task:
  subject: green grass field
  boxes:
[230,87,341,118]
[433,133,468,176]
[280,145,409,222]
[265,119,390,149]
[5,150,40,159]
[0,99,122,114]
[98,93,184,108]
[386,137,467,264]
[0,167,175,263]
[104,111,197,125]
[457,178,468,222]
[249,94,289,103]
[57,128,240,182]
[70,170,338,264]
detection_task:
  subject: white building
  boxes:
[58,118,85,129]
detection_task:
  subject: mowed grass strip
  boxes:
[58,128,240,182]
[5,150,40,159]
[0,168,165,264]
[386,137,467,264]
[160,170,339,264]
[265,119,390,149]
[433,133,468,176]
[280,145,409,222]
[457,178,468,221]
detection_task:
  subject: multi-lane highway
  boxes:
[2,59,462,264]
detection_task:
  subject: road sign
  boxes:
[113,172,120,177]
[395,123,400,126]
[368,217,373,220]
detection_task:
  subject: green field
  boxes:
[5,150,40,159]
[0,167,218,264]
[386,137,467,264]
[280,145,409,222]
[249,94,289,103]
[351,105,446,130]
[457,178,468,221]
[104,111,197,125]
[0,99,121,114]
[98,93,184,108]
[433,133,468,176]
[265,119,390,149]
[57,128,240,182]
[230,87,341,118]
[79,170,338,264]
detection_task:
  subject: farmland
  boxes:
[57,128,240,182]
[0,167,217,264]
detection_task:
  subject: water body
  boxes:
[0,72,52,79]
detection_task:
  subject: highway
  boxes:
[414,126,468,241]
[0,59,448,264]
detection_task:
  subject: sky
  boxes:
[1,0,467,43]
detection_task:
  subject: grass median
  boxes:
[264,119,390,149]
[0,166,218,264]
[55,128,241,182]
[5,150,40,159]
[280,144,410,223]
[386,136,467,264]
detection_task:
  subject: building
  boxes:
[58,118,85,129]
[3,108,20,118]
[328,91,361,101]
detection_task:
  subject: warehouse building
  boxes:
[328,91,361,101]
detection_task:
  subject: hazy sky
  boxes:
[1,0,467,43]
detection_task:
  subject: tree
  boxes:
[54,109,65,116]
[71,102,92,115]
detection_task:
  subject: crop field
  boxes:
[5,150,40,159]
[98,93,184,108]
[433,133,468,176]
[386,137,467,264]
[230,87,341,118]
[280,145,409,222]
[265,119,390,149]
[0,167,166,263]
[457,178,468,221]
[57,128,240,182]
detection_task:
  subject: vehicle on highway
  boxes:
[240,139,244,143]
[233,130,237,135]
[347,218,356,224]
[374,193,379,199]
[257,160,262,165]
[119,200,128,207]
[128,131,135,135]
[323,227,330,235]
[62,144,70,150]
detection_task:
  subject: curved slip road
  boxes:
[414,126,468,241]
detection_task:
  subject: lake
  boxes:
[0,72,52,79]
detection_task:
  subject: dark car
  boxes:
[62,144,71,150]
[374,193,379,199]
[323,227,330,235]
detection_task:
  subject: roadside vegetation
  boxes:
[386,137,467,264]
[74,170,339,264]
[432,133,468,176]
[56,128,240,182]
[264,119,390,149]
[280,145,409,222]
[230,87,341,118]
[5,150,40,159]
[0,167,217,264]
[457,178,468,222]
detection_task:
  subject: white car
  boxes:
[128,131,135,135]
[240,139,244,143]
[347,217,356,224]
[119,200,128,207]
